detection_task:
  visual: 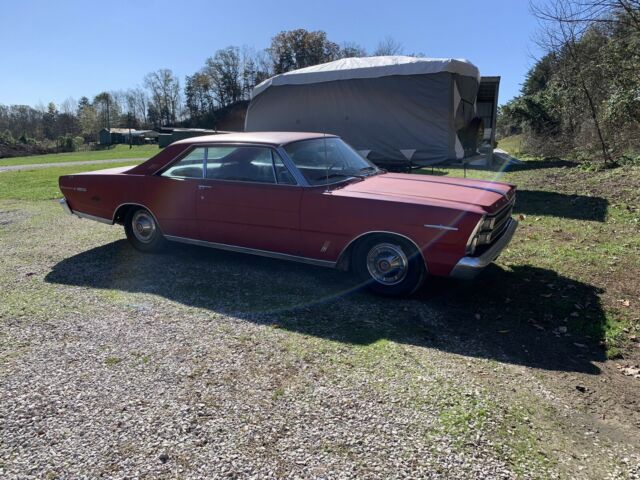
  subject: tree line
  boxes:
[498,0,640,164]
[0,30,405,151]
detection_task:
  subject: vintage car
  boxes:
[58,132,517,296]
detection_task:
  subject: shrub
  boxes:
[0,129,14,145]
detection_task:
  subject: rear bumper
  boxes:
[449,219,518,280]
[59,198,72,215]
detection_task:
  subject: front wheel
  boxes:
[352,234,426,296]
[124,207,165,252]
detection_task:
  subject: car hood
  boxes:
[331,172,515,213]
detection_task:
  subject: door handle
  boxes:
[198,185,213,190]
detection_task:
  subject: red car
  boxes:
[59,132,517,296]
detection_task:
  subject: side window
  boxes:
[272,151,296,185]
[205,146,277,184]
[161,147,205,178]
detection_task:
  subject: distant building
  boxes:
[99,128,159,145]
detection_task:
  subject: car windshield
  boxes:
[284,137,380,186]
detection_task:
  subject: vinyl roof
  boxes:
[252,56,480,98]
[172,131,337,146]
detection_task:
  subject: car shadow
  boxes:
[515,190,608,222]
[506,157,578,171]
[45,240,607,375]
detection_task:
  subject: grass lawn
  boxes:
[420,158,639,359]
[0,144,159,167]
[0,161,141,201]
[496,134,525,157]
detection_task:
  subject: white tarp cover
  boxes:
[245,56,481,166]
[251,56,480,98]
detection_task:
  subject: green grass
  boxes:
[496,134,525,157]
[0,144,159,167]
[0,161,141,201]
[419,161,640,358]
[105,356,122,366]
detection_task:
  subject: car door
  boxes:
[151,147,205,239]
[196,145,303,254]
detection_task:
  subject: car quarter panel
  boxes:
[59,172,200,239]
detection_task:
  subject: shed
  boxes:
[99,128,131,145]
[245,56,483,168]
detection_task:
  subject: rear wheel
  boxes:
[352,234,426,296]
[124,207,165,252]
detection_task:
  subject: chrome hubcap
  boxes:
[366,243,408,286]
[132,211,156,243]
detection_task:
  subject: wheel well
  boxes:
[113,204,135,225]
[337,232,426,272]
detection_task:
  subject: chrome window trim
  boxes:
[336,230,427,270]
[164,235,336,268]
[275,146,309,186]
[154,140,362,188]
[161,143,301,187]
[269,150,278,184]
[159,146,207,180]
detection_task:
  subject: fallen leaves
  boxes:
[615,364,640,379]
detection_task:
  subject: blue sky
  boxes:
[0,0,541,107]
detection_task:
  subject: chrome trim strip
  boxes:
[59,198,73,215]
[73,210,113,225]
[450,219,518,280]
[336,230,427,270]
[164,235,336,268]
[423,224,458,231]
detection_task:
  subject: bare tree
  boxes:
[125,88,149,127]
[531,0,614,163]
[144,69,181,126]
[59,97,77,115]
[531,0,640,34]
[374,36,404,56]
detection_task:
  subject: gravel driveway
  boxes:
[1,201,639,479]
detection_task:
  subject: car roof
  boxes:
[172,131,338,147]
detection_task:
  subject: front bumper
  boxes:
[449,219,518,280]
[59,198,72,215]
